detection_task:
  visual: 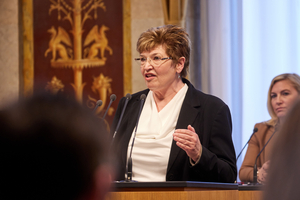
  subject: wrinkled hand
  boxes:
[258,160,270,184]
[173,125,202,162]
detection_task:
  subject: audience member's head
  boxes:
[267,73,300,126]
[0,94,113,200]
[264,98,300,200]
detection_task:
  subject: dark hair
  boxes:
[0,94,110,200]
[136,24,191,77]
[263,98,300,200]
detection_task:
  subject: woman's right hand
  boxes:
[257,160,270,184]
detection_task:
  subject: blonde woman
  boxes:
[239,73,300,184]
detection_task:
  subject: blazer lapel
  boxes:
[167,86,201,172]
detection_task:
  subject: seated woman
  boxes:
[110,24,236,183]
[239,73,300,184]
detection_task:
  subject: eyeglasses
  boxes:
[134,55,172,67]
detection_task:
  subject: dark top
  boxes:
[110,78,237,183]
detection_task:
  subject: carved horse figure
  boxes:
[45,26,72,61]
[84,25,113,60]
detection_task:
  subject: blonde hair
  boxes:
[266,73,300,126]
[136,24,191,77]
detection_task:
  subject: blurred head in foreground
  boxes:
[0,94,113,200]
[264,98,300,200]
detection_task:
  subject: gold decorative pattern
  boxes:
[83,25,113,60]
[21,0,34,98]
[122,0,132,95]
[161,0,188,27]
[46,0,109,103]
[87,73,113,115]
[20,0,132,99]
[45,76,65,94]
[45,26,73,61]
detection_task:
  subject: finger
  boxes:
[176,141,189,151]
[175,141,198,158]
[174,136,195,148]
[174,134,194,144]
[264,165,269,170]
[187,125,195,132]
[175,127,197,138]
[262,172,267,179]
[174,135,198,149]
[174,135,198,147]
[262,165,269,171]
[175,135,200,150]
[174,131,197,143]
[174,129,195,137]
[175,140,193,157]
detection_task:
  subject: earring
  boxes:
[178,74,181,79]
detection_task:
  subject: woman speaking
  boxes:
[110,25,236,183]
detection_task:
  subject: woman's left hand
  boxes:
[257,160,270,184]
[173,125,202,162]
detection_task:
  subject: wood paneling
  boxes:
[106,190,239,200]
[239,191,262,200]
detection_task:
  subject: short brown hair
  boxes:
[136,24,191,77]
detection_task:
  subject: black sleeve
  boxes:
[195,104,237,183]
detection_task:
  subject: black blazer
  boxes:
[110,79,237,183]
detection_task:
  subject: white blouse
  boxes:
[126,84,188,181]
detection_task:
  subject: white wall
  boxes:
[242,0,300,157]
[205,0,300,180]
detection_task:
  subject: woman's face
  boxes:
[271,79,299,119]
[139,45,183,93]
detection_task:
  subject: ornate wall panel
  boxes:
[21,0,131,125]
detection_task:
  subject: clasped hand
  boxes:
[257,160,270,184]
[173,125,202,162]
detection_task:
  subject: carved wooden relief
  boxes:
[21,0,132,126]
